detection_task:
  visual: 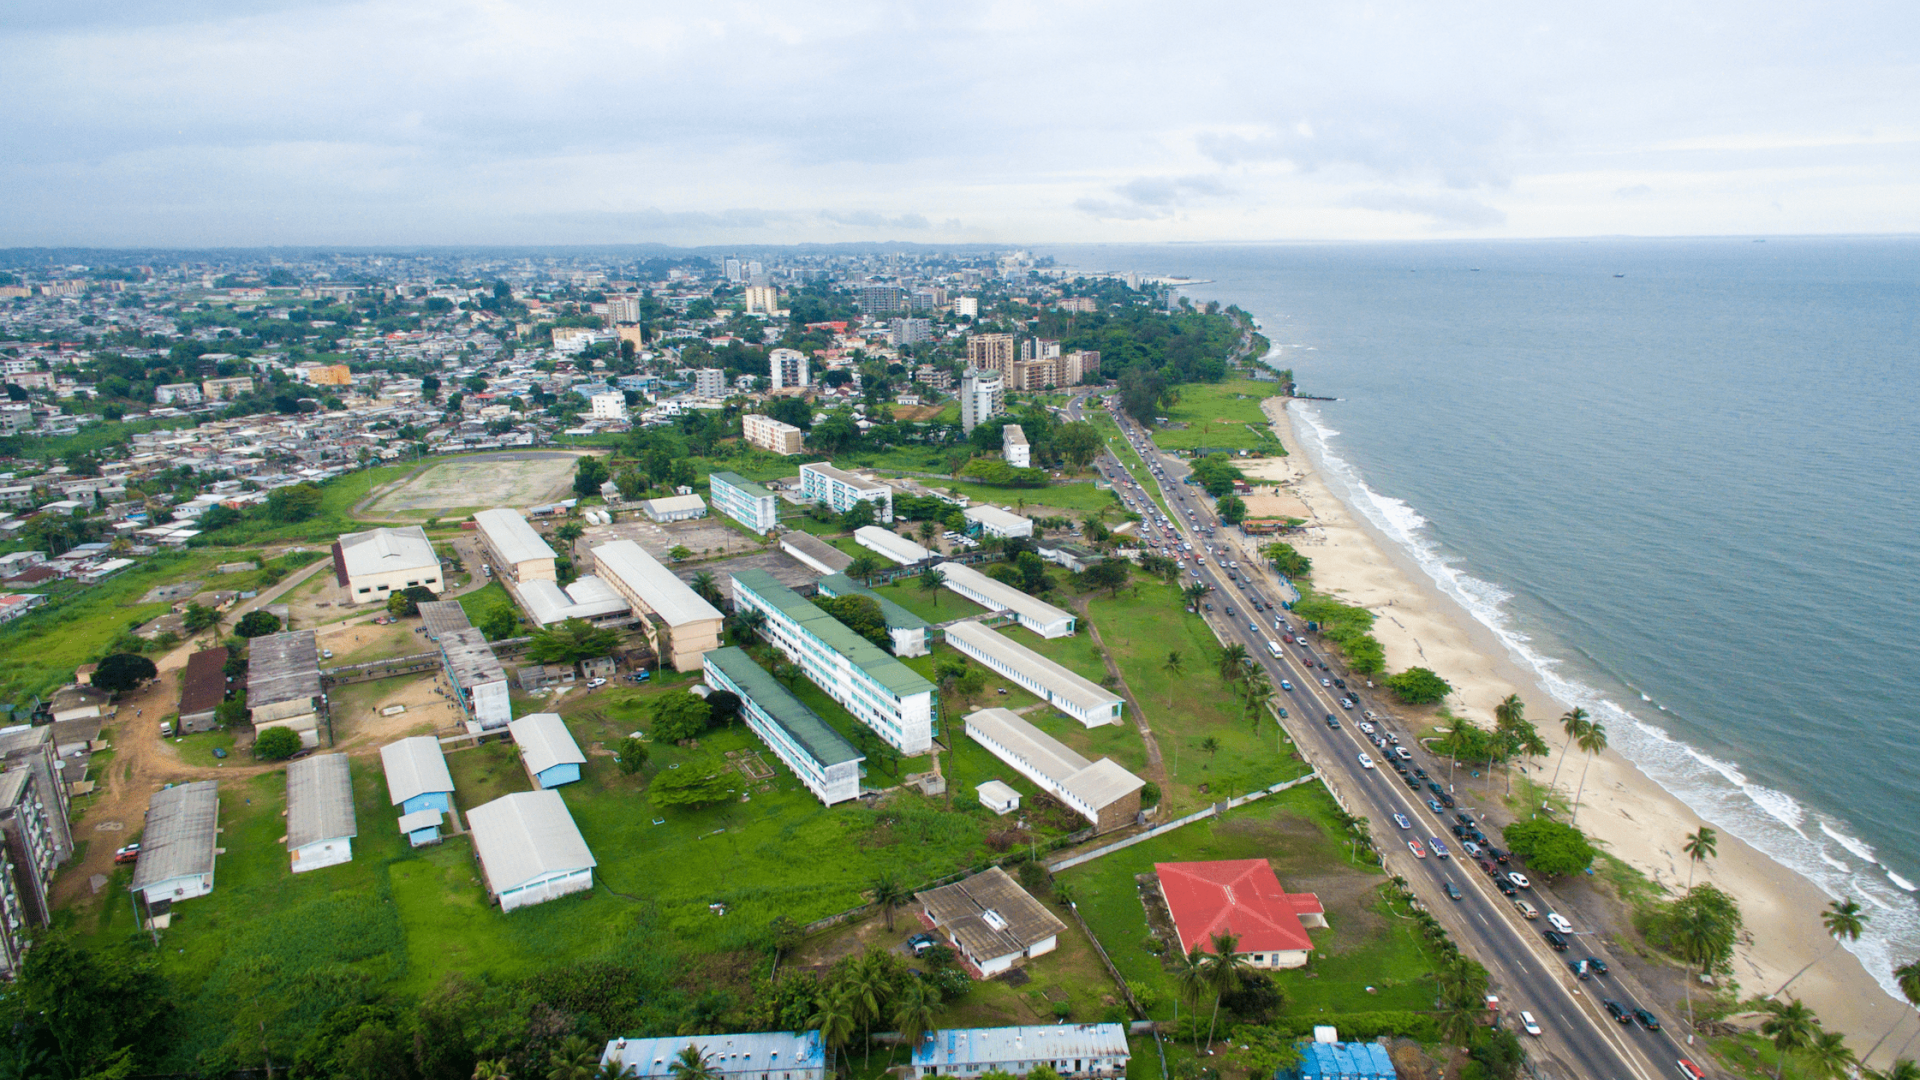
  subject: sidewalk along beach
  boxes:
[1246,394,1910,1065]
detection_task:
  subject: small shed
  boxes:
[176,648,230,734]
[397,808,444,847]
[641,493,707,523]
[380,736,455,816]
[977,780,1021,816]
[580,655,616,680]
[508,713,587,789]
[286,753,357,873]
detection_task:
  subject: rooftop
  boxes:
[440,627,506,688]
[916,866,1067,962]
[779,532,854,574]
[592,540,724,628]
[963,707,1145,811]
[944,621,1119,715]
[963,504,1030,530]
[909,1025,1128,1070]
[474,507,556,566]
[799,461,887,492]
[286,753,358,849]
[1002,424,1028,447]
[1155,859,1324,957]
[467,789,596,892]
[246,630,322,710]
[816,573,930,633]
[709,471,775,500]
[380,736,455,806]
[704,647,863,767]
[336,524,438,579]
[418,599,474,640]
[936,562,1072,629]
[177,647,230,716]
[130,780,219,891]
[509,713,587,775]
[854,525,931,564]
[642,493,707,515]
[730,568,933,699]
[600,1031,825,1078]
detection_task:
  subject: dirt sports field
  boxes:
[366,452,587,514]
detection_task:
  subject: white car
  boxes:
[1546,912,1574,934]
[1394,746,1414,760]
[1520,1011,1542,1036]
[1357,752,1375,770]
[1508,871,1532,889]
[587,678,608,689]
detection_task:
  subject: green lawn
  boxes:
[456,581,515,626]
[1148,379,1287,455]
[869,579,988,623]
[919,478,1120,515]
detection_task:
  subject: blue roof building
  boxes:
[1283,1041,1397,1080]
[600,1031,828,1080]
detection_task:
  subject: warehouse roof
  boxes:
[467,789,596,892]
[816,573,930,633]
[709,471,774,500]
[336,525,437,579]
[418,599,473,640]
[439,628,506,689]
[779,532,854,574]
[936,562,1073,629]
[380,736,454,806]
[473,508,556,566]
[916,866,1067,963]
[911,1025,1129,1071]
[642,493,707,516]
[246,630,321,710]
[592,540,723,628]
[730,568,933,699]
[600,1032,825,1078]
[854,525,931,565]
[704,647,863,767]
[519,576,631,627]
[963,504,1031,532]
[963,707,1145,811]
[177,647,230,717]
[509,713,587,775]
[130,781,219,891]
[945,621,1120,715]
[286,753,357,850]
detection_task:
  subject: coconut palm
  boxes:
[666,1046,719,1080]
[691,571,721,606]
[597,1062,639,1080]
[870,872,908,931]
[917,568,946,606]
[918,520,939,545]
[1493,694,1525,733]
[1181,583,1208,609]
[1161,650,1184,709]
[1172,944,1210,1050]
[1761,999,1821,1080]
[839,952,889,1067]
[1569,720,1609,824]
[1683,827,1719,889]
[1242,669,1274,731]
[1672,889,1740,1037]
[847,554,882,586]
[1505,720,1550,794]
[1202,932,1251,1052]
[1774,898,1869,998]
[474,1061,511,1080]
[1866,960,1920,1064]
[891,979,944,1052]
[1804,1030,1857,1080]
[1879,1060,1920,1080]
[809,991,857,1073]
[1550,707,1590,789]
[1218,643,1249,680]
[548,1036,602,1080]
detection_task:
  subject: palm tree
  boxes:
[1774,898,1869,998]
[1804,1030,1857,1080]
[775,661,802,688]
[1181,583,1208,609]
[1493,693,1524,733]
[1218,643,1249,680]
[1569,720,1608,823]
[1761,999,1821,1080]
[548,1036,602,1080]
[1865,960,1920,1064]
[1161,650,1184,709]
[1878,1060,1920,1080]
[691,572,721,606]
[1202,932,1251,1052]
[474,1062,511,1080]
[666,1046,718,1080]
[847,554,882,586]
[596,1062,639,1080]
[1200,736,1221,760]
[891,979,944,1053]
[917,567,946,606]
[1550,707,1590,790]
[839,952,888,1067]
[1672,890,1740,1038]
[1242,669,1273,731]
[1505,720,1550,794]
[870,872,908,931]
[1172,944,1210,1050]
[734,607,767,642]
[918,520,938,545]
[1683,827,1719,889]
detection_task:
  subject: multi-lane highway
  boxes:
[1067,390,1706,1080]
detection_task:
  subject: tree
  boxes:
[1761,999,1821,1080]
[1683,826,1719,889]
[846,554,882,586]
[525,618,621,664]
[1215,494,1246,524]
[1218,643,1249,680]
[1200,736,1221,759]
[386,585,436,618]
[1080,558,1129,596]
[1385,666,1451,704]
[1262,541,1311,578]
[1774,898,1869,998]
[199,503,245,532]
[1502,817,1597,877]
[1550,707,1590,790]
[478,602,519,640]
[891,979,943,1052]
[1171,944,1210,1051]
[1569,720,1609,823]
[1181,582,1208,609]
[1866,960,1920,1064]
[92,652,157,692]
[838,499,878,531]
[182,602,222,633]
[809,991,856,1065]
[573,456,610,498]
[554,521,586,544]
[650,691,714,742]
[1160,649,1185,709]
[1804,1030,1857,1080]
[666,1044,719,1080]
[254,726,302,760]
[649,758,737,807]
[235,610,283,638]
[1,933,169,1080]
[1665,884,1743,1037]
[614,467,646,500]
[707,690,742,727]
[548,1035,601,1080]
[668,545,694,562]
[266,481,323,522]
[1201,932,1250,1052]
[814,594,889,649]
[917,567,946,605]
[870,873,908,931]
[617,736,649,775]
[691,571,722,606]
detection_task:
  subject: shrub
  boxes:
[253,726,301,760]
[1385,666,1452,704]
[92,652,158,692]
[234,610,282,638]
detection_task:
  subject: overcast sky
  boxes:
[3,0,1917,247]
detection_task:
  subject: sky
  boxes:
[3,0,1918,247]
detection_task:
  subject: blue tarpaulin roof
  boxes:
[1286,1042,1397,1080]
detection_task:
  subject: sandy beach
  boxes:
[1244,395,1912,1065]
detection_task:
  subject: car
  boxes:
[1582,956,1610,975]
[1427,799,1446,814]
[1514,899,1539,919]
[1408,839,1426,858]
[1224,606,1234,616]
[1326,714,1340,728]
[1280,680,1293,691]
[906,932,938,955]
[1489,847,1511,864]
[212,746,228,759]
[1250,623,1259,633]
[1508,872,1532,889]
[1634,1008,1661,1031]
[1676,1059,1706,1080]
[1405,776,1423,790]
[1393,813,1411,830]
[1497,878,1517,895]
[587,678,608,689]
[1455,812,1476,826]
[1340,698,1353,710]
[1439,791,1456,808]
[1204,602,1212,611]
[1429,837,1450,859]
[1462,840,1482,858]
[1357,752,1375,769]
[1393,746,1413,760]
[1520,1011,1542,1037]
[1571,958,1594,979]
[1546,912,1574,934]
[1320,678,1332,687]
[1444,881,1463,901]
[1358,722,1376,734]
[1603,999,1631,1024]
[113,843,141,864]
[1413,767,1429,779]
[321,649,334,660]
[1544,930,1570,952]
[1452,824,1469,838]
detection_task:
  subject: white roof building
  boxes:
[467,790,597,912]
[285,753,357,873]
[854,525,931,565]
[911,1024,1129,1079]
[473,508,557,583]
[945,621,1123,727]
[964,504,1034,539]
[129,781,219,905]
[591,540,724,671]
[936,562,1075,638]
[964,707,1145,832]
[508,712,588,788]
[641,493,708,523]
[519,575,633,627]
[334,525,443,604]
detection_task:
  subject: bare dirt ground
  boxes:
[364,452,587,515]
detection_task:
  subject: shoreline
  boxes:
[1247,393,1911,1064]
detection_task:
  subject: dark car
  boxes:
[906,932,938,955]
[1443,881,1463,901]
[1452,824,1468,837]
[1413,767,1430,780]
[1489,847,1511,864]
[1544,930,1570,952]
[1333,678,1347,689]
[1427,781,1445,796]
[1325,714,1340,728]
[1570,959,1593,980]
[1634,1008,1661,1031]
[1438,792,1457,808]
[1405,776,1423,790]
[1602,1000,1631,1023]
[1456,812,1476,827]
[1583,956,1610,975]
[1497,879,1517,896]
[1225,606,1235,617]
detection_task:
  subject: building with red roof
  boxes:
[1154,859,1327,969]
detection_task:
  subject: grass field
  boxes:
[1148,380,1287,455]
[868,579,989,623]
[924,478,1120,515]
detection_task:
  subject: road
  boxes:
[1069,391,1707,1080]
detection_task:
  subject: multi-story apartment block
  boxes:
[859,284,908,313]
[890,318,932,346]
[0,769,60,929]
[703,647,864,806]
[202,376,255,401]
[590,392,629,421]
[743,285,779,315]
[1058,296,1097,313]
[960,369,1004,433]
[1002,424,1029,468]
[954,296,979,318]
[913,365,954,392]
[155,383,204,405]
[692,368,727,399]
[729,569,934,754]
[798,462,893,523]
[966,333,1019,373]
[1006,350,1099,392]
[606,295,642,324]
[770,347,809,389]
[708,471,780,534]
[741,412,805,455]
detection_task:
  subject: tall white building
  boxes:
[1002,424,1029,468]
[743,285,779,314]
[890,318,932,346]
[693,368,727,399]
[798,462,893,523]
[954,296,979,318]
[771,347,809,389]
[960,368,1004,433]
[590,392,629,421]
[742,412,805,455]
[708,471,780,534]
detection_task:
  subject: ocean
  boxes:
[1042,238,1920,996]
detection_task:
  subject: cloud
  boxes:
[1344,190,1507,229]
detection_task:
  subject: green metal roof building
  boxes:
[815,572,933,657]
[702,647,865,805]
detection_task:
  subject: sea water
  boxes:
[1042,238,1920,997]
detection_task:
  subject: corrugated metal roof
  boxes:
[779,532,854,573]
[419,599,474,640]
[509,713,587,775]
[1298,1041,1396,1080]
[397,808,442,833]
[908,1024,1129,1070]
[703,647,863,767]
[600,1031,824,1078]
[247,630,321,710]
[130,781,219,890]
[440,628,506,688]
[854,525,930,564]
[380,736,454,806]
[1155,859,1319,957]
[286,753,358,850]
[467,789,596,893]
[474,508,556,567]
[177,647,230,716]
[731,569,933,699]
[917,866,1066,962]
[963,707,1144,812]
[337,525,437,577]
[937,562,1072,629]
[799,461,887,492]
[593,540,723,628]
[945,621,1120,714]
[816,573,930,632]
[642,494,708,515]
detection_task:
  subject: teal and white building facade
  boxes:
[798,462,893,523]
[703,647,865,805]
[730,568,935,754]
[709,471,780,534]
